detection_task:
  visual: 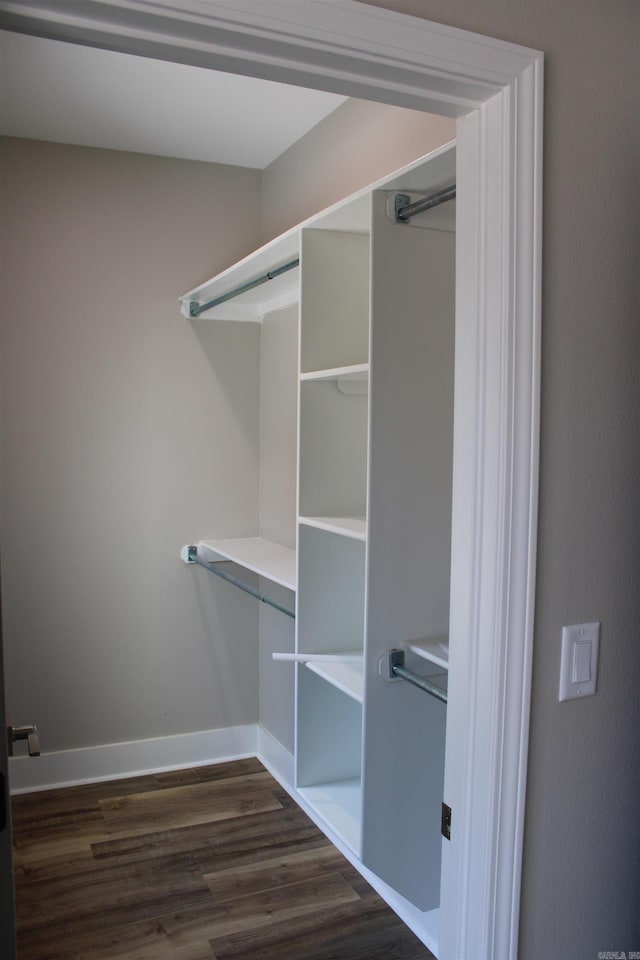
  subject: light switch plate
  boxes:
[559,622,600,701]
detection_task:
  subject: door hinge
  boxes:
[0,773,6,833]
[441,802,452,840]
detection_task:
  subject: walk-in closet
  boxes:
[180,141,456,949]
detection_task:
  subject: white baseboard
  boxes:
[9,723,258,794]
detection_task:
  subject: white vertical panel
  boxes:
[259,587,295,754]
[257,302,298,756]
[362,190,455,910]
[259,304,298,548]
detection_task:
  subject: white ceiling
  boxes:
[0,30,348,168]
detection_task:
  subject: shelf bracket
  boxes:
[385,649,448,704]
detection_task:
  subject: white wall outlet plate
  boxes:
[559,622,600,701]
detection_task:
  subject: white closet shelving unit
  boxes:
[180,140,455,948]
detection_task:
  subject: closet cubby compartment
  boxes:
[299,229,370,375]
[296,667,363,855]
[304,656,364,704]
[298,379,368,521]
[297,524,365,657]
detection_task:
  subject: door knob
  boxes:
[8,724,40,757]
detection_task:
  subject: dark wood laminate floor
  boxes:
[11,758,435,960]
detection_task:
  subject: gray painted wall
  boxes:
[355,2,637,957]
[0,138,264,750]
[261,98,455,241]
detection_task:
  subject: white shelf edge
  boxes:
[298,778,362,856]
[298,516,367,541]
[197,537,296,591]
[408,638,450,671]
[300,362,369,383]
[180,231,299,303]
[305,652,364,703]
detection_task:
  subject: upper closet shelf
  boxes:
[179,140,456,323]
[197,537,296,591]
[181,234,300,322]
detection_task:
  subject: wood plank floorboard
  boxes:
[12,759,435,960]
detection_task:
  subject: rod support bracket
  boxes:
[379,648,448,703]
[393,185,456,223]
[181,544,197,563]
[394,193,411,223]
[377,648,404,681]
[390,648,405,674]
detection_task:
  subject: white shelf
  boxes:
[180,233,299,322]
[408,638,449,670]
[298,778,362,855]
[197,537,296,591]
[299,515,366,541]
[180,142,456,324]
[300,363,368,383]
[305,652,364,703]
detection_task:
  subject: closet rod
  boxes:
[188,258,300,317]
[388,649,448,704]
[394,184,456,223]
[184,545,295,619]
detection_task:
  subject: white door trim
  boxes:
[0,3,543,957]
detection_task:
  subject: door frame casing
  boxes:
[0,2,543,957]
[0,592,16,960]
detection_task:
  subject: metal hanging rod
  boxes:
[394,184,456,223]
[184,545,295,619]
[188,258,300,318]
[387,649,448,704]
